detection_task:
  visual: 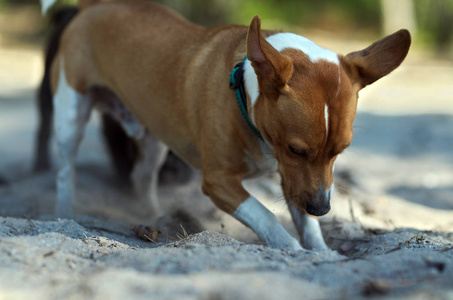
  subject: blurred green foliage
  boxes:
[415,0,453,55]
[228,0,380,32]
[0,0,452,56]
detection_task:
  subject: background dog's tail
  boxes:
[41,0,105,15]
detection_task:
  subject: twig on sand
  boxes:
[5,224,18,234]
[385,246,402,254]
[142,234,158,243]
[53,225,62,233]
[385,234,421,254]
[133,225,162,244]
[176,224,189,240]
[24,215,36,229]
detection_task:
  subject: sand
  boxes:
[0,34,453,299]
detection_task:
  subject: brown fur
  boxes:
[51,0,410,216]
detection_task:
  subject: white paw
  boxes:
[269,235,303,251]
[303,236,329,251]
[286,238,304,251]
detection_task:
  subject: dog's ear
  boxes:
[341,29,411,89]
[247,15,293,93]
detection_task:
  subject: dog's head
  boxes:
[245,16,411,216]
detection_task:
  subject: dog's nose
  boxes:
[306,202,330,216]
[305,186,333,216]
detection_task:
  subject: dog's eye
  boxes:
[289,145,308,157]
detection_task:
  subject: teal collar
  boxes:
[229,57,264,141]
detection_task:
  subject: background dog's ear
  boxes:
[341,29,411,89]
[247,15,293,93]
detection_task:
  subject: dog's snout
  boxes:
[305,186,333,216]
[306,202,330,216]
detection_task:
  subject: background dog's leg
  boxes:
[289,205,328,250]
[53,60,92,217]
[101,114,137,186]
[131,133,168,217]
[34,74,53,172]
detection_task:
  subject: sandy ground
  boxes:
[1,25,453,299]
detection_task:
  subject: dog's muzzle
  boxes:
[305,185,333,216]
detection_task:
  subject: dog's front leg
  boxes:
[202,175,302,251]
[289,205,328,250]
[234,196,303,250]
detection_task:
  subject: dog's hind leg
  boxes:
[53,59,92,217]
[289,205,328,250]
[131,133,168,217]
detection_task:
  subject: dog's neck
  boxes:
[230,59,263,141]
[243,33,340,135]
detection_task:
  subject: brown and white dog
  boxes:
[41,0,410,251]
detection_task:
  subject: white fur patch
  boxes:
[233,196,302,250]
[266,33,339,65]
[243,59,260,110]
[243,33,340,121]
[325,104,329,136]
[243,59,259,129]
